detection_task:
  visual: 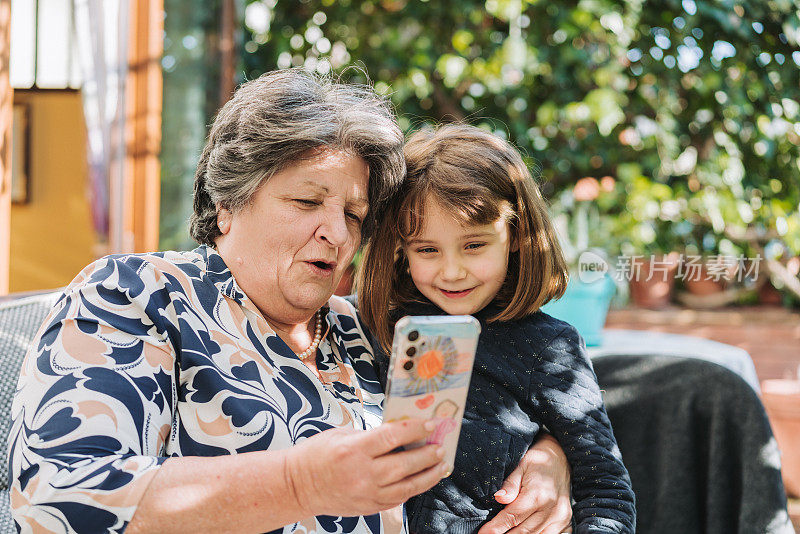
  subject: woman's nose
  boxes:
[316,209,350,247]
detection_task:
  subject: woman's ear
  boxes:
[217,207,232,235]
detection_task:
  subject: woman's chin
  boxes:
[286,284,335,313]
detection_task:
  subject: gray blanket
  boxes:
[594,355,794,533]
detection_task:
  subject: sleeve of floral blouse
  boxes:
[7,257,177,533]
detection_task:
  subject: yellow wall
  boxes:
[10,90,97,292]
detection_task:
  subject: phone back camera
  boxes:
[406,346,416,357]
[408,330,419,341]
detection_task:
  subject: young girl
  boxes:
[358,124,636,533]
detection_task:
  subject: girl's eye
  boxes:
[416,247,437,255]
[465,242,486,250]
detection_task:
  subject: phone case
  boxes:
[383,315,480,471]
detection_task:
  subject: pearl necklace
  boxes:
[296,310,322,360]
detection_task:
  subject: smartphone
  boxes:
[383,315,481,472]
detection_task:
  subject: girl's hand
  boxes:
[477,433,572,534]
[284,419,448,518]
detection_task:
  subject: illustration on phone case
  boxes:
[425,400,459,445]
[389,334,471,397]
[383,317,479,467]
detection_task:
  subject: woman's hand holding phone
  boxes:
[284,418,448,518]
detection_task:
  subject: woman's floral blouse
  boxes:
[8,246,401,534]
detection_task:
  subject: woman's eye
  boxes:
[294,199,320,207]
[346,211,364,223]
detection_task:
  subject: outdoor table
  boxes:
[587,328,761,393]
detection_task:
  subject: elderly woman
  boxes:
[8,69,571,534]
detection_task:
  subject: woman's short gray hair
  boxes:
[190,68,405,245]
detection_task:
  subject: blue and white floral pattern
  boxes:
[8,246,398,534]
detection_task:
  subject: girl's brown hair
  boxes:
[357,124,568,352]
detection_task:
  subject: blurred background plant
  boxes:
[551,176,619,267]
[159,0,800,306]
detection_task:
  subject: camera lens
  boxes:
[406,346,416,357]
[403,360,414,370]
[408,330,419,341]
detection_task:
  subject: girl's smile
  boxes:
[404,198,516,316]
[439,288,476,299]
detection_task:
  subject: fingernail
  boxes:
[442,464,452,477]
[424,420,436,431]
[435,446,445,459]
[494,489,506,498]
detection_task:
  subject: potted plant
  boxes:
[673,248,757,308]
[625,253,680,308]
[612,175,684,308]
[543,176,618,346]
[678,175,800,309]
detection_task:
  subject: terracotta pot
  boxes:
[758,283,783,306]
[628,253,680,309]
[684,276,725,296]
[683,266,725,295]
[762,379,800,498]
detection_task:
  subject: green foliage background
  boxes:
[240,0,800,258]
[160,0,226,250]
[162,0,800,270]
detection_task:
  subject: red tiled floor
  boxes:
[605,304,800,381]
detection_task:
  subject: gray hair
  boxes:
[190,68,405,245]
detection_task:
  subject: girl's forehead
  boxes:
[401,196,470,237]
[403,194,511,234]
[418,197,456,220]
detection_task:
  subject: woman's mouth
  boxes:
[306,260,336,276]
[439,288,474,298]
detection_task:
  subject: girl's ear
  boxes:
[510,228,520,253]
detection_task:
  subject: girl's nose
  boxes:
[440,256,466,281]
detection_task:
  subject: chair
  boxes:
[0,292,61,533]
[594,354,794,533]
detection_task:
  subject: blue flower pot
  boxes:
[540,275,616,346]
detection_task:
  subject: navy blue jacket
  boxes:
[372,301,636,534]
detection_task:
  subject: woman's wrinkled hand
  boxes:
[284,419,448,518]
[478,433,572,534]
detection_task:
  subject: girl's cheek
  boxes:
[410,264,432,284]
